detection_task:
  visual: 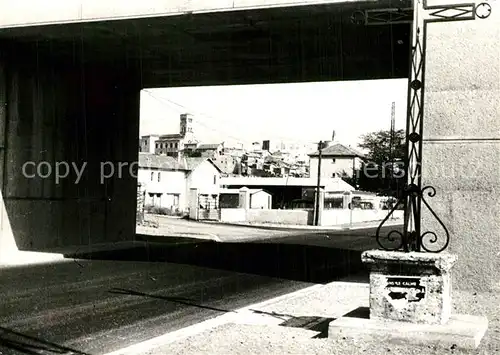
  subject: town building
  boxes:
[220,176,354,209]
[196,143,224,157]
[219,188,272,209]
[138,153,222,214]
[154,113,198,158]
[139,134,160,153]
[308,143,365,179]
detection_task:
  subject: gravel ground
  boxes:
[145,289,499,355]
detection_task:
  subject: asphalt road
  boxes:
[139,215,404,250]
[0,221,400,355]
[0,259,311,355]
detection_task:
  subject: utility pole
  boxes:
[389,101,396,195]
[314,141,323,226]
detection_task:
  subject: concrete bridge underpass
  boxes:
[0,0,413,264]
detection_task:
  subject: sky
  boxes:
[139,79,408,150]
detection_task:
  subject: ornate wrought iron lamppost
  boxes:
[353,0,492,253]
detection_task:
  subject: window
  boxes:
[332,158,336,163]
[151,172,154,181]
[158,172,161,182]
[213,175,217,185]
[175,142,178,148]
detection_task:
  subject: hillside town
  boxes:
[139,113,365,180]
[137,113,399,226]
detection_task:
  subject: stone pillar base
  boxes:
[328,250,489,350]
[362,250,457,325]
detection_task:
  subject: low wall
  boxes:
[220,208,247,222]
[247,209,313,225]
[321,209,404,226]
[220,208,313,225]
[219,208,402,226]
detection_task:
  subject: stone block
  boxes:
[423,89,500,140]
[421,142,500,192]
[420,142,500,291]
[419,189,500,291]
[362,250,457,325]
[425,11,500,92]
[328,310,489,351]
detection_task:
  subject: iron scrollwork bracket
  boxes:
[368,0,492,253]
[375,184,451,253]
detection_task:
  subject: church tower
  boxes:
[180,113,195,139]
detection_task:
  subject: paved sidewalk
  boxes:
[132,276,499,355]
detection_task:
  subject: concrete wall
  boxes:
[247,209,313,225]
[0,0,369,28]
[321,209,404,226]
[220,208,247,222]
[188,188,198,220]
[421,7,500,291]
[0,49,140,258]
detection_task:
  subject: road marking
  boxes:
[102,283,323,355]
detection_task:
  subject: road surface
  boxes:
[1,221,398,355]
[138,215,403,250]
[0,258,312,355]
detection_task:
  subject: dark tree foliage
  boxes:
[342,129,407,197]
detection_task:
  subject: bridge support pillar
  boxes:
[421,9,500,291]
[0,50,141,264]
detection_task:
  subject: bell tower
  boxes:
[180,113,194,138]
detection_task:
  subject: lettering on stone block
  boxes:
[385,277,426,306]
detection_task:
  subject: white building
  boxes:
[138,153,222,213]
[139,134,160,153]
[309,143,365,179]
[154,113,198,158]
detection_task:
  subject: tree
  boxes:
[358,129,406,165]
[345,129,407,197]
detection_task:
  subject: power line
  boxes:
[143,89,325,147]
[143,90,252,145]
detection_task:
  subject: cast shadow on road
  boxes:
[247,307,369,338]
[68,238,369,284]
[108,288,234,313]
[249,309,336,338]
[0,326,90,355]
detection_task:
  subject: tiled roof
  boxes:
[179,157,223,173]
[139,153,222,173]
[197,143,222,150]
[179,157,206,171]
[158,134,183,140]
[138,153,180,170]
[308,143,365,158]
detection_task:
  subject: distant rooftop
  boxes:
[197,143,222,150]
[138,153,221,172]
[158,134,183,140]
[309,143,365,158]
[220,176,354,191]
[138,153,179,170]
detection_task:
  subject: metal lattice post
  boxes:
[360,0,493,252]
